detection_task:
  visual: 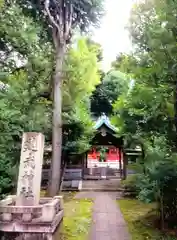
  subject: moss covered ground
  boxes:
[41,191,93,240]
[118,199,177,240]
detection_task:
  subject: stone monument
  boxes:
[0,132,63,240]
[16,132,44,206]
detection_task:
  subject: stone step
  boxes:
[83,176,121,180]
[82,180,121,192]
[81,188,124,192]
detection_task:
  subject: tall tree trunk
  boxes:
[49,43,66,196]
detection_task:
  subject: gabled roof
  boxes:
[94,114,117,133]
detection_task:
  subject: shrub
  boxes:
[127,163,144,174]
[136,173,156,203]
[0,157,16,199]
[137,156,177,229]
[121,174,140,197]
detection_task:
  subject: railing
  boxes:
[87,161,122,169]
[83,167,120,177]
[41,168,83,188]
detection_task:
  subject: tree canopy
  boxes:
[0,1,102,196]
[112,0,177,227]
[91,70,129,117]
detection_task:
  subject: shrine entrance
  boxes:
[83,115,124,179]
[87,146,122,169]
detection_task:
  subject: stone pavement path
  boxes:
[75,192,131,240]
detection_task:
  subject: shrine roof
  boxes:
[94,114,117,133]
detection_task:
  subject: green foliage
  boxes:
[0,0,4,8]
[0,70,51,196]
[99,147,107,162]
[62,38,101,155]
[112,0,177,229]
[18,0,104,35]
[112,0,177,147]
[63,38,100,109]
[118,199,176,239]
[137,155,177,226]
[121,174,140,197]
[58,195,93,240]
[127,163,144,174]
[0,1,102,195]
[91,70,129,116]
[0,2,52,196]
[17,0,104,195]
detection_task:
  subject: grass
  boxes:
[51,191,93,240]
[40,191,93,239]
[118,199,177,240]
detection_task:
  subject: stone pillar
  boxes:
[16,132,45,206]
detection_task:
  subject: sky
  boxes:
[93,0,134,71]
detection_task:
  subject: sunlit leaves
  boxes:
[112,0,177,148]
[62,38,100,154]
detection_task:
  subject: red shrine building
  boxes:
[87,114,123,169]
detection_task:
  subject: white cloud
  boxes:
[93,0,134,71]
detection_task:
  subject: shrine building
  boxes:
[86,114,124,170]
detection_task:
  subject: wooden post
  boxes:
[81,153,85,179]
[122,151,128,180]
[119,148,122,178]
[86,152,88,168]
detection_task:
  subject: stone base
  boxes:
[62,180,82,191]
[0,195,64,234]
[0,210,63,233]
[1,232,54,240]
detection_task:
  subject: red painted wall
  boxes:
[88,147,120,162]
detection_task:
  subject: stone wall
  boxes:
[1,233,51,240]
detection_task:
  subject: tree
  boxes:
[91,70,129,116]
[32,0,104,195]
[86,38,103,62]
[0,2,52,196]
[112,0,177,227]
[62,38,101,155]
[126,0,177,147]
[0,1,103,197]
[112,0,177,147]
[0,0,103,196]
[14,0,104,195]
